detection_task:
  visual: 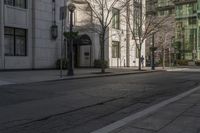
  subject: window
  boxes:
[136,47,139,58]
[199,27,200,50]
[188,17,197,25]
[176,5,183,16]
[188,3,197,15]
[168,9,174,15]
[189,29,197,50]
[159,11,164,16]
[4,0,26,8]
[112,8,120,29]
[112,41,120,58]
[198,1,200,9]
[4,27,27,56]
[133,0,142,36]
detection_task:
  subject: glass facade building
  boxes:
[156,0,200,60]
[175,1,198,60]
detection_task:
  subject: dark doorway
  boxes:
[73,34,92,67]
[73,43,79,67]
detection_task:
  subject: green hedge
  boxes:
[56,59,68,69]
[177,60,189,66]
[94,60,108,68]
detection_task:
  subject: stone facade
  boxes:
[0,0,146,70]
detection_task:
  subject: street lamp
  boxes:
[181,27,185,60]
[67,0,76,76]
[171,36,175,66]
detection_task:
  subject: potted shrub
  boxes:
[195,60,200,66]
[94,59,108,68]
[177,60,189,66]
[56,59,68,69]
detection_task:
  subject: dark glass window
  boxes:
[112,41,120,58]
[189,17,197,25]
[4,27,27,56]
[112,8,120,29]
[4,0,27,8]
[133,0,142,36]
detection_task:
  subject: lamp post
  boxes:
[193,34,197,61]
[67,1,76,76]
[181,27,185,60]
[170,36,175,67]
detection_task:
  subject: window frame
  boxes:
[112,41,120,58]
[4,27,27,56]
[112,8,120,30]
[4,0,27,9]
[133,0,142,37]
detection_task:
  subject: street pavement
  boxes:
[0,71,200,133]
[0,80,13,86]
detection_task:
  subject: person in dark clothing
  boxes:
[141,55,144,67]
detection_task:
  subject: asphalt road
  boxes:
[0,71,200,133]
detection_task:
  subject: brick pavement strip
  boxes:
[91,86,200,133]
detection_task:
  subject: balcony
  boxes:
[156,1,175,11]
[174,0,197,5]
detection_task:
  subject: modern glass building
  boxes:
[175,0,198,60]
[154,0,200,61]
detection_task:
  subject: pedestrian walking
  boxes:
[141,55,144,67]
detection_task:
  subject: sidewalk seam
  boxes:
[156,103,196,132]
[91,85,200,133]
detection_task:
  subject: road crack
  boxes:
[0,96,125,131]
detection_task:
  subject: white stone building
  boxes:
[0,0,145,70]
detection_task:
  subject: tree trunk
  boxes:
[138,49,142,71]
[162,46,165,69]
[100,32,105,73]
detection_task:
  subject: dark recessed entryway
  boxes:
[73,34,92,67]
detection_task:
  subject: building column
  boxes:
[0,0,5,69]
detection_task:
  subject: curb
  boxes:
[0,70,165,87]
[53,70,164,80]
[91,85,200,133]
[28,70,165,85]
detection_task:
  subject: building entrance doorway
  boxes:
[73,34,92,67]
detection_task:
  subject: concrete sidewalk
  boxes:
[92,86,200,133]
[167,67,200,72]
[0,66,200,86]
[0,67,160,86]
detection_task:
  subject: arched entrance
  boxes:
[73,34,92,67]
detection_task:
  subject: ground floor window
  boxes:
[4,0,27,9]
[112,41,120,58]
[136,47,139,58]
[4,27,27,56]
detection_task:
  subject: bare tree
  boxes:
[126,1,170,70]
[156,31,171,68]
[74,0,130,73]
[152,15,175,68]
